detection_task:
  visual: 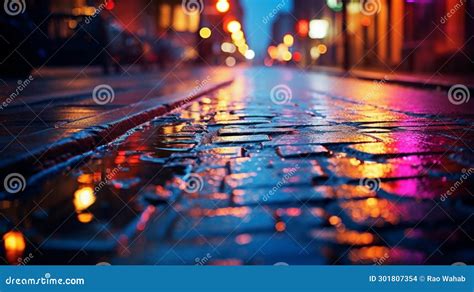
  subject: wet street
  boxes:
[1,66,473,265]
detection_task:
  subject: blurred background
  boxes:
[0,0,473,77]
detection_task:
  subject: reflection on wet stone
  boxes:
[2,72,473,266]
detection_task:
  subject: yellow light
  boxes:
[238,44,249,54]
[283,34,294,47]
[282,51,292,62]
[244,49,255,60]
[227,20,241,33]
[234,38,246,47]
[310,46,320,60]
[199,27,212,39]
[225,56,236,67]
[73,187,96,212]
[231,30,244,41]
[277,43,288,59]
[216,0,230,13]
[317,44,328,54]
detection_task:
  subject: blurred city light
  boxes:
[227,20,242,33]
[231,30,244,41]
[244,49,255,60]
[310,46,321,60]
[309,19,329,39]
[225,56,236,67]
[283,34,294,47]
[326,0,343,12]
[317,44,328,54]
[221,42,236,53]
[199,27,212,39]
[296,20,309,38]
[73,187,96,212]
[216,0,230,13]
[105,0,115,10]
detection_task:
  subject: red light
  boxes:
[293,51,302,62]
[296,20,309,37]
[105,0,115,10]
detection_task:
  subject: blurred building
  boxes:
[270,13,295,45]
[291,0,474,73]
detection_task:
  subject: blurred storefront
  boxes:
[290,0,474,73]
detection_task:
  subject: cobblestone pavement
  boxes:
[1,67,473,265]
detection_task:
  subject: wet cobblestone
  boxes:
[1,69,473,265]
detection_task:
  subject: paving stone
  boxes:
[218,127,296,136]
[199,146,243,157]
[263,133,378,147]
[277,145,329,158]
[210,120,270,126]
[212,134,270,144]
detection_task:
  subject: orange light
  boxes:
[296,19,309,37]
[227,20,241,33]
[361,17,371,27]
[275,221,286,232]
[317,44,328,54]
[268,46,278,59]
[216,0,230,13]
[73,187,96,212]
[3,231,26,264]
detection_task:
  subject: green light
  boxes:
[327,0,343,12]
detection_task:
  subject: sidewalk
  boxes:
[0,66,233,178]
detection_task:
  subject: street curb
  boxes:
[0,79,234,180]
